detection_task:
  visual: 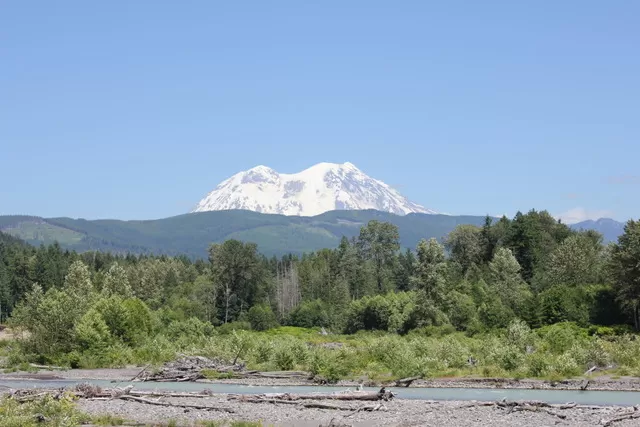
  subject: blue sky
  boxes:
[1,1,638,223]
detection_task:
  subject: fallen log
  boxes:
[229,387,394,402]
[584,366,598,375]
[231,397,387,413]
[345,402,387,417]
[243,371,311,379]
[134,355,245,382]
[130,364,151,382]
[601,407,640,427]
[460,399,578,418]
[394,376,420,387]
[601,412,640,426]
[495,399,573,420]
[117,395,235,413]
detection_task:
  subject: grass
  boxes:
[0,392,88,427]
[91,413,127,425]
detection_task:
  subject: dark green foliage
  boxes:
[0,210,490,258]
[247,304,279,331]
[166,317,215,340]
[609,219,640,328]
[287,300,331,328]
[345,292,415,333]
[536,286,590,326]
[1,212,638,369]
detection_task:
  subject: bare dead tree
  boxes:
[276,260,301,318]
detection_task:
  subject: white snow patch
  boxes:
[192,162,438,217]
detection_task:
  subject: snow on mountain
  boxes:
[192,162,438,217]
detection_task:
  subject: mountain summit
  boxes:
[192,162,437,217]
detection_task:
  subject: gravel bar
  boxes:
[77,395,640,426]
[3,367,640,392]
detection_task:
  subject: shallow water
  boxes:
[1,378,638,406]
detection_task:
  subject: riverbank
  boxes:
[75,394,640,426]
[2,366,640,392]
[3,383,640,427]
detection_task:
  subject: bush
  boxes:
[538,322,588,354]
[287,300,331,328]
[506,319,534,352]
[273,346,295,370]
[407,324,456,338]
[345,292,415,333]
[216,321,251,335]
[166,317,215,340]
[444,291,477,331]
[0,393,88,426]
[309,349,351,383]
[75,308,112,351]
[526,352,550,377]
[247,304,278,331]
[588,326,616,338]
[94,296,149,345]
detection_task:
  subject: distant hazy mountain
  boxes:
[0,210,485,258]
[570,218,626,243]
[193,162,438,217]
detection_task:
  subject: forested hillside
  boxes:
[0,210,490,258]
[0,210,624,260]
[2,210,639,381]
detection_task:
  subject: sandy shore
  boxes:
[76,395,640,427]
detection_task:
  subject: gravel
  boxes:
[77,395,640,427]
[4,367,640,391]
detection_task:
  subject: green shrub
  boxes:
[345,292,415,333]
[552,353,580,377]
[0,392,88,427]
[506,319,534,352]
[94,296,154,345]
[75,308,112,351]
[308,349,351,383]
[166,317,215,340]
[499,345,525,372]
[444,291,477,331]
[273,346,295,370]
[253,339,274,364]
[538,322,588,355]
[588,325,615,338]
[526,352,550,377]
[287,300,331,328]
[217,321,251,335]
[408,324,456,338]
[247,304,278,331]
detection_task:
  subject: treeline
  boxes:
[1,210,640,342]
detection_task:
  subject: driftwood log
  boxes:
[601,406,640,426]
[228,387,395,403]
[134,355,313,382]
[394,376,420,387]
[135,356,246,382]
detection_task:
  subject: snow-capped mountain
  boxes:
[192,162,437,217]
